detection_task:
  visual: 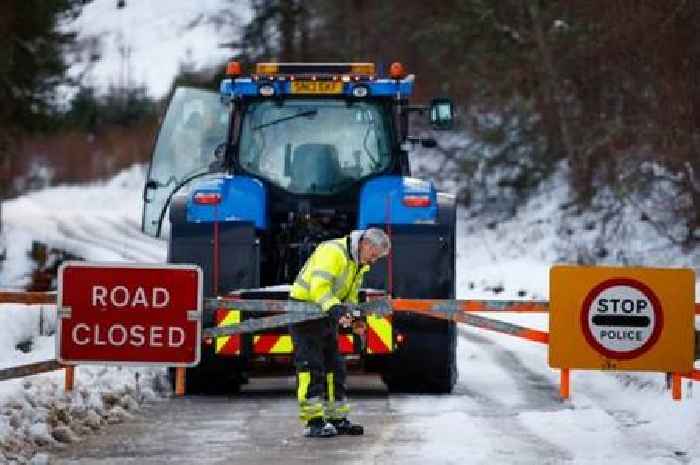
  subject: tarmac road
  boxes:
[49,376,417,465]
[47,329,692,465]
[49,329,573,465]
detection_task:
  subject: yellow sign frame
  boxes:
[549,265,695,372]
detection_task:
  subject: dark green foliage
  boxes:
[0,0,90,201]
[63,85,158,131]
[0,0,87,133]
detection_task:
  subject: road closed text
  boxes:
[91,285,170,309]
[71,324,186,348]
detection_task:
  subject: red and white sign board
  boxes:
[57,262,202,367]
[581,278,662,360]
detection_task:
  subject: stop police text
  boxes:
[599,329,642,341]
[596,298,648,313]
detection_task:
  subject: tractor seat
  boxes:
[289,143,341,193]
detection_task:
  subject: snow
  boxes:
[64,0,249,99]
[1,165,165,283]
[454,324,700,463]
[0,165,169,464]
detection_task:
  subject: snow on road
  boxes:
[0,164,698,464]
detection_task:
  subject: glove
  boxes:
[330,304,356,329]
[352,319,366,336]
[329,304,352,319]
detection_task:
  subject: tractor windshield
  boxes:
[239,99,392,194]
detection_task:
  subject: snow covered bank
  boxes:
[0,164,166,290]
[0,165,168,464]
[456,165,700,301]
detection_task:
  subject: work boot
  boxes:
[304,418,337,438]
[329,418,364,435]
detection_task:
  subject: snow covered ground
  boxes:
[453,165,700,464]
[0,166,169,464]
[65,0,249,99]
[0,164,698,464]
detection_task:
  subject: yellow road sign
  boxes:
[549,266,695,371]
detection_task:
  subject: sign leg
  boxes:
[560,368,570,400]
[175,367,186,396]
[672,372,682,401]
[65,366,75,392]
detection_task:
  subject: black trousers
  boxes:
[289,316,348,421]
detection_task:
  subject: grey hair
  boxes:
[362,228,391,254]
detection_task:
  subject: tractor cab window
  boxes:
[142,87,229,237]
[239,99,391,195]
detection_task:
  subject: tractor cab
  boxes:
[142,62,453,239]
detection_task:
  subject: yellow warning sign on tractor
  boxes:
[549,266,695,372]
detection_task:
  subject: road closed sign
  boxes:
[57,262,202,366]
[549,266,694,371]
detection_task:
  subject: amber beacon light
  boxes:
[226,61,242,77]
[389,62,406,79]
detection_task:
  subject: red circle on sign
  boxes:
[580,277,663,360]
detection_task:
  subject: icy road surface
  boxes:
[50,328,694,465]
[49,333,569,465]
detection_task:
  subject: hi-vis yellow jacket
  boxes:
[290,237,369,312]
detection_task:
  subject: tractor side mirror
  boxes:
[429,98,454,130]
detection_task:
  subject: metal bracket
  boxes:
[58,306,72,319]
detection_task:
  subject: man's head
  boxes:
[358,228,391,265]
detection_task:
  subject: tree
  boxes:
[230,0,700,245]
[0,0,89,200]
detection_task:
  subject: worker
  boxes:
[289,228,391,438]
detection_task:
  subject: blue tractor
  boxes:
[142,62,457,393]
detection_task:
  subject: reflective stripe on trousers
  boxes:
[291,318,349,423]
[297,371,324,422]
[325,372,350,420]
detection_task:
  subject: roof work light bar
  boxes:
[255,62,376,76]
[220,61,414,99]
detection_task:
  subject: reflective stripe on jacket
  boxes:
[289,237,369,312]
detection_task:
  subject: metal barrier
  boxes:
[0,360,62,381]
[1,291,698,399]
[0,291,74,390]
[0,291,57,305]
